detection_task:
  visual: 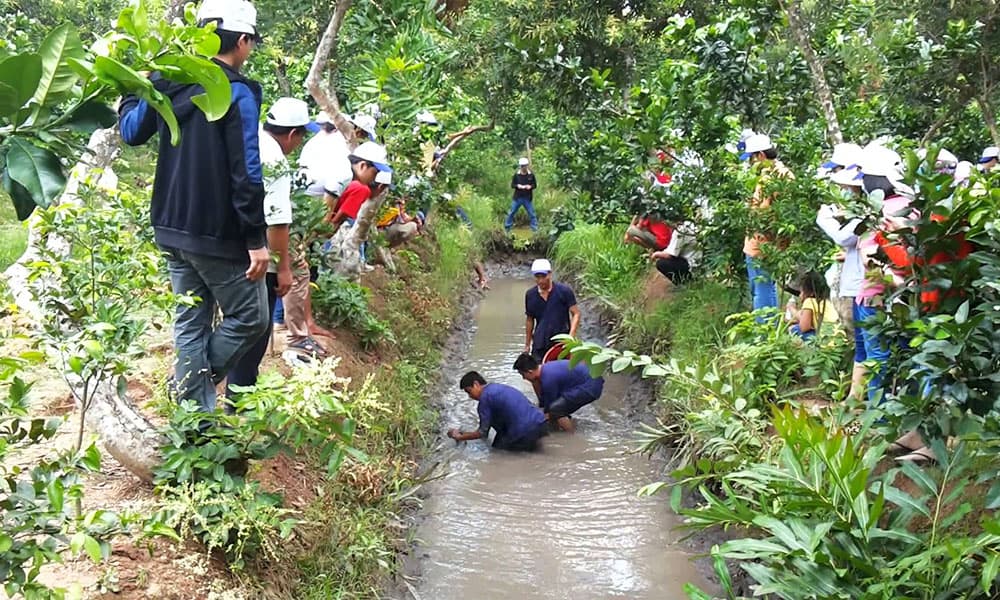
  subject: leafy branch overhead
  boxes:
[0,0,233,220]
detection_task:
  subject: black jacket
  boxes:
[512,171,537,200]
[118,59,265,260]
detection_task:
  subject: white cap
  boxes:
[349,114,377,140]
[197,0,258,35]
[821,143,863,170]
[830,166,862,187]
[979,146,999,163]
[315,111,332,124]
[739,134,773,160]
[351,141,392,172]
[416,110,439,125]
[916,147,958,168]
[954,161,973,185]
[374,171,392,185]
[857,144,903,179]
[530,258,552,275]
[265,98,319,132]
[518,157,530,166]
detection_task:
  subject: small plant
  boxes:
[311,273,395,350]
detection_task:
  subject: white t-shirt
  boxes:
[299,131,352,197]
[664,221,700,266]
[259,126,292,227]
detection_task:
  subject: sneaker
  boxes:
[362,264,375,272]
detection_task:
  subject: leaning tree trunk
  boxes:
[780,0,843,146]
[305,0,356,147]
[978,95,1000,147]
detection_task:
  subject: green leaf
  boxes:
[32,24,85,108]
[92,56,180,144]
[0,53,43,118]
[64,101,117,133]
[47,479,64,512]
[982,552,1000,594]
[954,299,970,324]
[0,533,12,553]
[5,138,66,209]
[153,55,231,122]
[82,535,103,563]
[611,355,632,373]
[1,169,37,220]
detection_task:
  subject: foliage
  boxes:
[26,184,173,452]
[0,352,131,600]
[0,0,230,219]
[551,222,647,309]
[311,272,396,350]
[153,359,376,569]
[683,408,1000,600]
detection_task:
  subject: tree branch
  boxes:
[431,120,496,172]
[305,0,357,148]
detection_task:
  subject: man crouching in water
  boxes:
[448,371,548,451]
[513,353,604,433]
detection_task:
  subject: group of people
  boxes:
[448,259,605,451]
[117,0,428,414]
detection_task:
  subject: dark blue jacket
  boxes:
[538,360,604,410]
[118,59,265,260]
[477,383,546,441]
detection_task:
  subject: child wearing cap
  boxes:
[740,134,794,318]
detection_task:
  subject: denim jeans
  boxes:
[226,273,278,409]
[855,303,891,406]
[164,247,269,412]
[745,255,778,318]
[504,197,538,231]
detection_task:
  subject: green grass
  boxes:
[0,192,28,271]
[552,222,646,308]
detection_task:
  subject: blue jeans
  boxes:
[164,247,269,413]
[504,197,537,231]
[855,303,891,406]
[272,297,284,324]
[745,255,778,318]
[789,324,816,340]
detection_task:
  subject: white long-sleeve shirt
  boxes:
[816,204,863,298]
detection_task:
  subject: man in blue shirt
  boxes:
[524,258,580,361]
[448,371,548,451]
[513,353,604,433]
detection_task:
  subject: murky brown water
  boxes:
[411,278,711,599]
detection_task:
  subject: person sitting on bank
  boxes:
[785,271,830,340]
[524,258,580,362]
[513,353,604,433]
[448,371,548,451]
[374,174,421,248]
[651,220,699,285]
[624,213,672,251]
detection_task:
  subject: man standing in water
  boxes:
[524,259,580,361]
[513,353,604,433]
[448,371,548,451]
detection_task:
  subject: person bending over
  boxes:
[448,371,548,451]
[513,353,604,433]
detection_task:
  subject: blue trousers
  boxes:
[745,255,778,319]
[163,247,269,413]
[855,303,891,406]
[504,196,537,231]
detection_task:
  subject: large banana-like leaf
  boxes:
[91,56,181,144]
[32,24,85,109]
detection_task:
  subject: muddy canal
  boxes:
[409,277,712,599]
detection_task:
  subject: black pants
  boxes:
[492,424,548,452]
[656,256,691,285]
[226,273,279,400]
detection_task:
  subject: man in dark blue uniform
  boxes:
[513,353,604,432]
[448,371,548,451]
[524,258,580,361]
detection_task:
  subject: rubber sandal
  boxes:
[888,441,919,456]
[895,448,936,464]
[288,337,328,357]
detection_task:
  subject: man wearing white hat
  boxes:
[228,98,318,395]
[524,259,580,361]
[118,0,269,414]
[505,157,538,232]
[740,133,793,316]
[978,146,999,172]
[299,110,350,193]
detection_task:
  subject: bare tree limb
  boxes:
[431,120,496,172]
[780,0,843,146]
[305,0,357,148]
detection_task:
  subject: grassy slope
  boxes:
[0,191,28,271]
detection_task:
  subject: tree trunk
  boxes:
[305,0,357,148]
[780,0,843,146]
[977,95,1000,146]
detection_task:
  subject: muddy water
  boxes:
[411,278,712,599]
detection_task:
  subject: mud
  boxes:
[397,273,718,599]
